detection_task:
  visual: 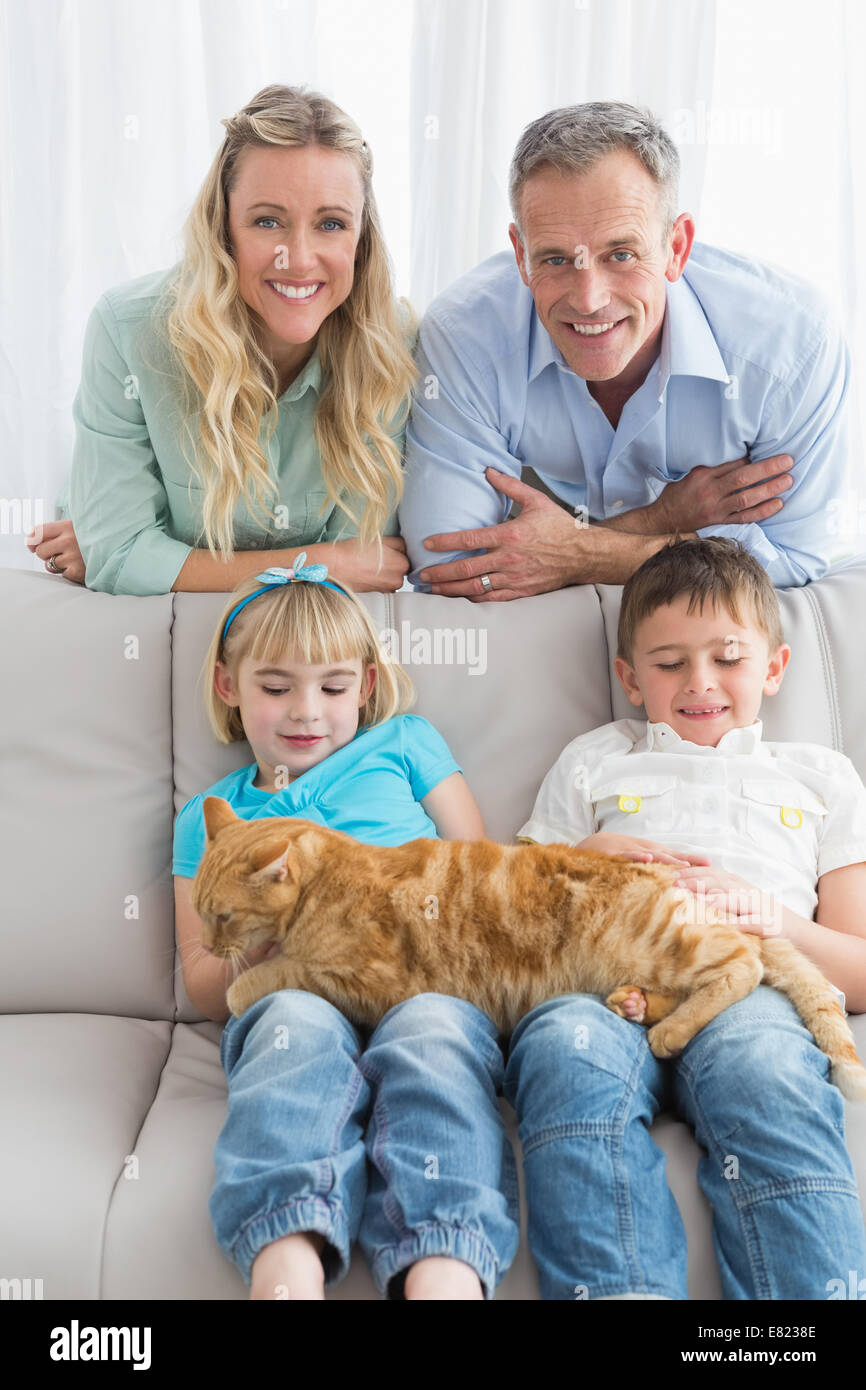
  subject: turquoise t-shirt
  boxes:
[172,712,462,878]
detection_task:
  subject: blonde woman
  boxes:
[27,85,416,595]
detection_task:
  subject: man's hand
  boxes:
[673,865,783,937]
[648,453,794,533]
[416,468,580,599]
[25,519,86,584]
[416,467,670,598]
[596,453,794,536]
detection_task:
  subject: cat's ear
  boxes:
[203,796,240,844]
[247,839,293,885]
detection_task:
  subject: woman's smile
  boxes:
[266,280,325,303]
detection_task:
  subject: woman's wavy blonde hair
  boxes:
[152,83,417,560]
[200,570,416,745]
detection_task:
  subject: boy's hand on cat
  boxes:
[673,866,783,937]
[580,832,711,868]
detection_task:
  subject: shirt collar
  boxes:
[525,259,731,398]
[656,273,730,398]
[644,718,764,755]
[528,299,567,384]
[279,344,323,402]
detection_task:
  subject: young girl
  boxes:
[172,554,520,1299]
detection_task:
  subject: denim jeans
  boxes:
[210,990,520,1297]
[503,985,866,1300]
[211,984,866,1300]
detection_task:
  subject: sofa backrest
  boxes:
[3,559,865,1023]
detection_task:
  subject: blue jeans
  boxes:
[210,990,520,1297]
[503,986,866,1300]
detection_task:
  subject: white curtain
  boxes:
[409,0,718,310]
[2,0,863,572]
[0,0,410,571]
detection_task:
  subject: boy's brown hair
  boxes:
[616,537,785,665]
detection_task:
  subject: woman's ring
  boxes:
[46,555,62,574]
[480,574,492,592]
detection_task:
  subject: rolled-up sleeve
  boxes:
[399,315,522,591]
[697,323,853,587]
[68,296,192,595]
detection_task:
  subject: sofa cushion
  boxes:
[0,572,175,1018]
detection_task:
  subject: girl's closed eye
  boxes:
[262,685,349,695]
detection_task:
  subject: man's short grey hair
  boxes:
[509,101,680,239]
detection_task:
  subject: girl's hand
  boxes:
[329,536,410,592]
[241,940,283,967]
[580,832,711,868]
[673,866,782,937]
[25,519,86,584]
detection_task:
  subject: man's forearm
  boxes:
[590,503,660,535]
[590,500,697,540]
[567,524,687,585]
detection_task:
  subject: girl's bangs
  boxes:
[244,590,371,670]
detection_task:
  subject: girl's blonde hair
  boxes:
[151,83,417,560]
[201,570,416,744]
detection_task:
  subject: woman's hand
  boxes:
[25,519,86,584]
[329,536,410,592]
[673,865,782,936]
[580,832,711,868]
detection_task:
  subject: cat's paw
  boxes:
[226,975,258,1018]
[647,1017,691,1059]
[605,987,648,1023]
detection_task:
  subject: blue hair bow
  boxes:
[221,552,346,643]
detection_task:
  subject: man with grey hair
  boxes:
[399,101,857,596]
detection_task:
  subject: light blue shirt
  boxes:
[400,243,858,590]
[172,713,462,877]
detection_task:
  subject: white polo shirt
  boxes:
[517,718,866,925]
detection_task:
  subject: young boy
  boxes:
[509,536,866,1300]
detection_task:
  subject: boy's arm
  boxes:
[777,861,866,1013]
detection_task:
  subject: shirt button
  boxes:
[612,500,623,510]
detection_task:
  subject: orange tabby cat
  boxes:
[193,796,866,1100]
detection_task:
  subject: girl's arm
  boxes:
[174,874,278,1024]
[421,771,486,840]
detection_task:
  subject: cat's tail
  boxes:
[759,937,866,1101]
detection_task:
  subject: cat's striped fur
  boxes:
[193,797,866,1100]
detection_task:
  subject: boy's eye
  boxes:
[656,658,743,671]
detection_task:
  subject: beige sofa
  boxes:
[2,560,865,1300]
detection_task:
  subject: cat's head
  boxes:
[192,797,324,956]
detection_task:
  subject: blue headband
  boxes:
[221,554,346,644]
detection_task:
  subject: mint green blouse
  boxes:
[64,265,408,595]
